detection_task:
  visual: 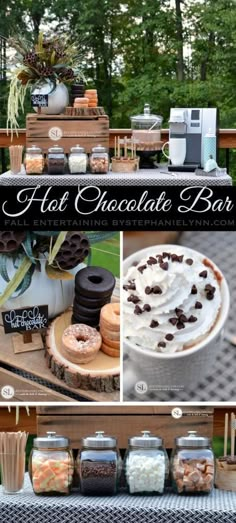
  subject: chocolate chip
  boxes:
[165,333,174,341]
[177,321,185,330]
[177,255,184,262]
[158,341,166,348]
[188,315,197,322]
[132,261,138,266]
[195,301,203,309]
[169,317,178,326]
[160,262,168,271]
[206,292,214,300]
[191,285,198,295]
[162,252,171,259]
[199,270,208,278]
[186,258,193,266]
[175,308,183,317]
[205,284,216,293]
[171,253,179,262]
[156,254,163,262]
[153,285,162,294]
[179,314,188,322]
[124,282,136,291]
[127,294,140,304]
[147,256,157,265]
[134,305,142,315]
[143,304,151,312]
[150,320,159,328]
[123,285,129,291]
[145,286,152,295]
[138,264,147,274]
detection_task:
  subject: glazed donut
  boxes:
[61,324,101,364]
[75,267,115,299]
[100,303,120,331]
[100,334,120,349]
[101,342,120,358]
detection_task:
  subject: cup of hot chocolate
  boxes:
[123,244,230,391]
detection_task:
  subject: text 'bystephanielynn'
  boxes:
[1,185,234,218]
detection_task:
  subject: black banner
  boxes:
[0,185,235,230]
[31,94,49,107]
[2,305,48,334]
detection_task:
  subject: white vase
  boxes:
[0,258,85,319]
[32,82,69,115]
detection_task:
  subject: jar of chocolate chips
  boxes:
[48,145,66,174]
[171,431,215,494]
[77,431,121,496]
[90,145,109,174]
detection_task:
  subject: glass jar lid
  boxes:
[175,431,211,448]
[91,145,107,154]
[70,144,85,154]
[33,431,70,449]
[48,145,64,153]
[82,431,117,448]
[130,104,163,128]
[128,430,163,448]
[26,145,42,154]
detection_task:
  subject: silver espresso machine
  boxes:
[168,108,218,171]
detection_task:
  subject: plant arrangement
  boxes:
[0,231,115,307]
[7,32,84,133]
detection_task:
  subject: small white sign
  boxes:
[171,407,183,419]
[48,126,63,141]
[1,385,15,399]
[135,381,148,394]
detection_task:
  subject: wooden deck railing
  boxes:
[0,128,236,173]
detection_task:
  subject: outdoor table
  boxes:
[0,166,232,186]
[124,230,236,402]
[1,476,236,523]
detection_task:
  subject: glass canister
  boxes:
[90,145,109,174]
[68,144,87,174]
[48,145,66,174]
[25,145,44,175]
[29,431,74,495]
[77,431,121,496]
[124,431,169,495]
[130,104,163,150]
[171,431,215,494]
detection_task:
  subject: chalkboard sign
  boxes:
[2,305,48,334]
[31,94,48,107]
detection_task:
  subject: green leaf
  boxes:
[0,256,32,307]
[47,232,68,265]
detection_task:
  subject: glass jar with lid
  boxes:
[171,431,215,494]
[68,144,88,174]
[130,104,163,151]
[28,431,74,495]
[124,431,169,495]
[48,145,66,174]
[25,145,44,175]
[90,145,109,174]
[77,431,121,496]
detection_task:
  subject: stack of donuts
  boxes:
[72,266,116,328]
[73,97,89,108]
[100,303,120,358]
[85,89,98,107]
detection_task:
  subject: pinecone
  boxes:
[0,231,26,253]
[23,52,37,66]
[53,232,90,270]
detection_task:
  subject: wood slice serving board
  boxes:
[46,310,120,393]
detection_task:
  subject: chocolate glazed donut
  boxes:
[73,294,111,309]
[75,267,116,298]
[71,313,100,328]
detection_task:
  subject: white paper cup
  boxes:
[123,245,230,390]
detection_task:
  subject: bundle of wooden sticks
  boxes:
[0,431,28,493]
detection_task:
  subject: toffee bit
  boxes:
[199,270,208,278]
[127,294,140,304]
[177,321,185,330]
[195,301,203,309]
[145,286,152,295]
[143,304,151,312]
[147,256,158,265]
[153,285,162,294]
[160,261,169,271]
[169,317,178,326]
[186,258,193,266]
[191,285,198,295]
[137,264,147,274]
[158,341,166,348]
[188,315,198,323]
[150,320,159,328]
[166,333,174,341]
[134,305,143,315]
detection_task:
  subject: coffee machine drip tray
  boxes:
[168,162,200,172]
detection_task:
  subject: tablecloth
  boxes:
[123,230,236,402]
[1,476,236,523]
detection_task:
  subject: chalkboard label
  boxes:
[31,94,49,107]
[2,305,48,334]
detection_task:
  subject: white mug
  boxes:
[162,138,186,165]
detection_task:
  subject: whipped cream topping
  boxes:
[123,247,222,353]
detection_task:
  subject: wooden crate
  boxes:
[36,406,214,449]
[26,113,109,153]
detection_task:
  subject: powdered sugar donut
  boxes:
[61,324,102,364]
